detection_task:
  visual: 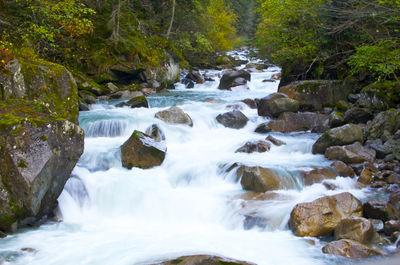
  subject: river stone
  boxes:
[235,140,271,153]
[330,161,355,178]
[289,192,363,237]
[254,122,271,133]
[258,93,299,118]
[278,80,352,111]
[365,109,400,140]
[312,124,364,154]
[334,217,383,244]
[358,168,372,184]
[218,69,251,90]
[325,142,376,164]
[116,95,149,108]
[344,107,374,124]
[155,255,256,265]
[145,124,165,142]
[109,90,144,100]
[79,91,96,104]
[266,135,286,146]
[216,110,249,129]
[242,98,257,109]
[0,120,84,232]
[302,168,337,186]
[322,239,385,258]
[267,112,329,133]
[120,130,166,169]
[237,166,293,192]
[363,202,389,222]
[387,190,400,220]
[328,112,345,128]
[155,106,193,127]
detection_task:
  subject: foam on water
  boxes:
[0,50,371,265]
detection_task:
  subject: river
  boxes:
[0,50,382,265]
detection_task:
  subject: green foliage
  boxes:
[349,40,400,82]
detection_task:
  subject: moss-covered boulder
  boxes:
[365,109,400,140]
[116,95,149,108]
[278,80,353,111]
[289,192,363,237]
[312,124,364,154]
[0,120,84,232]
[257,93,299,118]
[120,130,166,169]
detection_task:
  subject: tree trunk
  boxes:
[166,0,176,40]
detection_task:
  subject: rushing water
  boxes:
[0,51,380,265]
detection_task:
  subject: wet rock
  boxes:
[235,140,271,153]
[289,192,363,237]
[116,95,149,108]
[365,109,400,140]
[243,213,269,230]
[145,124,165,142]
[312,124,364,154]
[254,122,271,133]
[79,91,96,104]
[330,161,355,178]
[365,139,392,159]
[257,93,299,118]
[387,173,400,185]
[182,78,194,88]
[278,80,352,111]
[120,130,166,169]
[363,202,389,222]
[384,220,400,236]
[226,104,244,111]
[0,121,84,232]
[302,168,337,186]
[216,110,248,129]
[78,101,90,111]
[185,71,205,84]
[109,90,144,100]
[334,217,384,244]
[328,112,345,128]
[387,190,400,220]
[218,69,251,90]
[336,100,352,112]
[155,255,256,265]
[344,107,374,124]
[322,239,385,258]
[237,166,293,192]
[267,112,329,133]
[242,98,257,109]
[325,142,376,164]
[358,168,373,184]
[155,106,193,127]
[0,231,6,238]
[266,135,286,146]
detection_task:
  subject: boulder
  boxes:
[257,93,299,118]
[312,124,364,154]
[145,124,165,142]
[120,130,166,169]
[0,121,84,232]
[105,82,119,93]
[365,109,400,140]
[334,217,383,244]
[365,139,392,159]
[185,71,205,84]
[358,168,372,184]
[242,98,257,109]
[79,91,96,104]
[289,192,363,237]
[363,202,389,222]
[384,220,400,236]
[237,166,293,192]
[154,255,255,265]
[357,90,390,111]
[387,190,400,220]
[267,112,329,133]
[108,90,144,100]
[330,161,355,178]
[266,135,286,146]
[328,112,345,128]
[218,70,251,90]
[278,80,353,111]
[155,107,193,127]
[325,142,376,164]
[235,140,271,153]
[387,173,400,185]
[322,239,385,258]
[254,122,271,133]
[116,95,149,108]
[216,110,248,129]
[344,108,374,124]
[301,168,337,186]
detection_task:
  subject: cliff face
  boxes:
[0,57,84,232]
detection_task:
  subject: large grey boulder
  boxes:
[267,112,329,133]
[325,142,376,163]
[257,93,299,118]
[278,80,353,111]
[312,124,364,154]
[121,130,166,169]
[155,106,193,127]
[216,110,248,129]
[365,109,400,140]
[218,69,251,90]
[0,121,84,232]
